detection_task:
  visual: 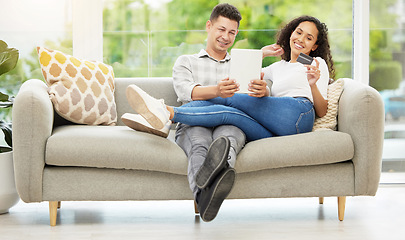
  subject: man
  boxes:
[122,3,268,222]
[171,3,245,222]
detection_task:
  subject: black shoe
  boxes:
[196,167,236,222]
[195,136,230,189]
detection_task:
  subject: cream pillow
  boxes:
[312,78,344,131]
[37,47,117,125]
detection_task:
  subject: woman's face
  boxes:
[289,21,319,62]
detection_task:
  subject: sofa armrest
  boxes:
[12,79,54,202]
[337,78,384,196]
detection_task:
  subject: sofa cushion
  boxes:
[312,78,344,131]
[45,126,188,175]
[37,47,117,126]
[235,130,354,173]
[46,126,353,175]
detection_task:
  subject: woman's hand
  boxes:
[305,58,321,86]
[305,58,328,117]
[248,73,268,98]
[261,44,284,58]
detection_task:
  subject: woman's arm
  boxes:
[311,84,328,117]
[305,58,328,117]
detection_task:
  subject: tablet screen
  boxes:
[229,49,263,94]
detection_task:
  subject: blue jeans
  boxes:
[172,94,315,142]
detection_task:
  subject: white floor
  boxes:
[1,177,405,240]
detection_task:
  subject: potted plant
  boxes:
[0,39,20,214]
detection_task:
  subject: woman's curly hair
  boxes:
[277,16,336,80]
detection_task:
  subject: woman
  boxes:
[122,15,336,142]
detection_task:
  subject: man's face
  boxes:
[206,16,239,56]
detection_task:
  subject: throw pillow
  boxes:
[37,47,117,125]
[312,78,345,131]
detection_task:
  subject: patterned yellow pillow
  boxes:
[312,78,344,131]
[37,47,117,125]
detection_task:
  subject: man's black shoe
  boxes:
[196,167,235,222]
[195,136,230,189]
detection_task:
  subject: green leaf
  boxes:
[0,92,13,108]
[0,120,12,148]
[0,91,10,101]
[0,146,12,153]
[0,40,19,76]
[0,40,7,49]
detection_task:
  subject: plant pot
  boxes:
[0,151,20,214]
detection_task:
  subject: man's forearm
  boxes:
[191,85,219,100]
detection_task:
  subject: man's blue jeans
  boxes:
[172,94,315,141]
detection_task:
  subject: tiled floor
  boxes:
[1,176,405,240]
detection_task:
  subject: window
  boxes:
[0,0,72,120]
[102,0,353,78]
[370,0,405,178]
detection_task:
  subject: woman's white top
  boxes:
[262,57,329,103]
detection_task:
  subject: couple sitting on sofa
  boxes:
[122,3,335,222]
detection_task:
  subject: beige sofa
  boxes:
[12,77,384,226]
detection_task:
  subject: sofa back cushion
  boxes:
[114,78,181,126]
[312,78,345,131]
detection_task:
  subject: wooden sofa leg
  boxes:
[49,201,59,226]
[57,201,61,209]
[319,197,324,204]
[338,196,346,221]
[194,201,199,214]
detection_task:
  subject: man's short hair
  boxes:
[210,3,242,26]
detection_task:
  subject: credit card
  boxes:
[296,52,313,65]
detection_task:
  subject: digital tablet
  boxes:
[229,49,263,94]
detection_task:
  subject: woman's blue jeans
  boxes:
[172,94,315,142]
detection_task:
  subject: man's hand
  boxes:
[217,77,239,98]
[248,72,268,97]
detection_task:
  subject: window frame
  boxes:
[353,0,370,85]
[72,0,103,61]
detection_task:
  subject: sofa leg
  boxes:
[194,201,199,214]
[49,201,59,226]
[337,196,346,221]
[57,201,61,209]
[319,197,324,204]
